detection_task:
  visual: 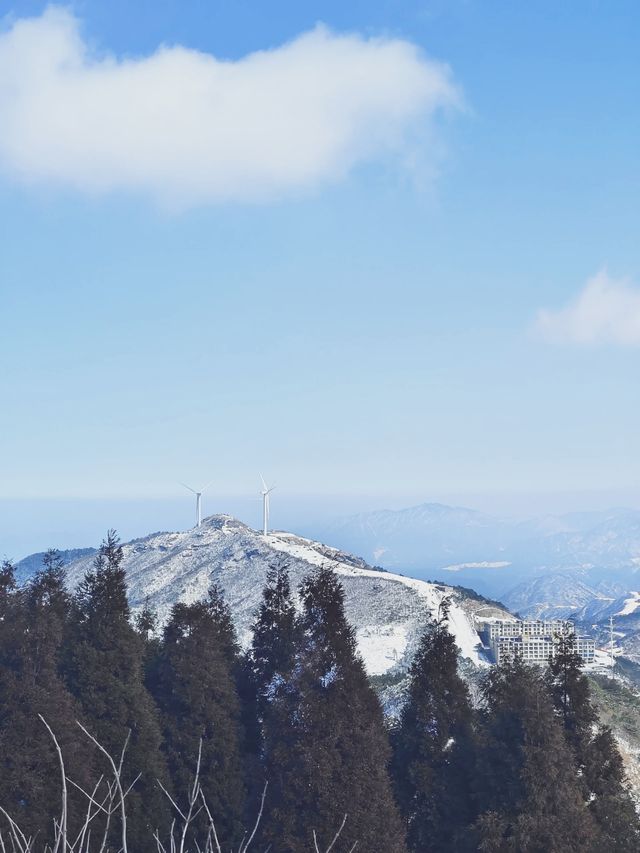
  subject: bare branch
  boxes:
[239,783,267,853]
[325,814,348,853]
[156,781,186,823]
[66,777,109,817]
[117,732,131,778]
[76,722,129,853]
[37,717,67,853]
[197,792,221,853]
[179,740,203,853]
[313,814,351,853]
[0,805,30,853]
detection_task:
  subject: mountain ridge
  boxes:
[44,514,511,677]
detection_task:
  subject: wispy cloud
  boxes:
[535,270,640,347]
[0,7,461,208]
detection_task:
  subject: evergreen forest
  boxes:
[0,532,638,852]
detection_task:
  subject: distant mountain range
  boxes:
[501,573,617,620]
[319,503,640,615]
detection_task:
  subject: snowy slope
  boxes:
[574,591,640,622]
[62,516,507,676]
[618,592,640,616]
[267,531,487,668]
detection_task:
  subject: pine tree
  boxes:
[546,634,640,851]
[0,559,20,829]
[204,580,238,659]
[135,597,161,686]
[0,552,91,841]
[135,597,159,642]
[262,564,407,853]
[0,560,18,693]
[250,563,299,719]
[392,599,477,852]
[152,583,247,848]
[474,654,599,852]
[66,531,167,852]
[546,632,595,752]
[584,726,640,852]
[246,564,300,845]
[0,560,16,663]
[0,558,15,600]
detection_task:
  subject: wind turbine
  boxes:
[260,475,275,536]
[180,481,212,528]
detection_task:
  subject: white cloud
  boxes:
[0,7,460,207]
[535,270,640,346]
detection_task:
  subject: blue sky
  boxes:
[1,1,639,556]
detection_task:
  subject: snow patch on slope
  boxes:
[618,592,640,616]
[267,531,486,667]
[356,625,409,676]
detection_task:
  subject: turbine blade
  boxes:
[200,480,214,494]
[180,482,197,494]
[260,473,268,491]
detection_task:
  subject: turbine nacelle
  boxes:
[180,480,213,528]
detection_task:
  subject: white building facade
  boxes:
[480,619,595,665]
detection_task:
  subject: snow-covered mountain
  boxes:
[17,503,640,650]
[574,592,640,624]
[502,573,622,620]
[58,515,509,676]
[567,591,640,668]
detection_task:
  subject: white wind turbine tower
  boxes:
[260,475,275,536]
[180,481,212,528]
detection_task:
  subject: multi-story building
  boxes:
[479,618,595,665]
[491,635,555,665]
[575,635,596,664]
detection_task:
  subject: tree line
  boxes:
[0,531,639,852]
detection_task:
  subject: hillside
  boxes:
[58,515,510,676]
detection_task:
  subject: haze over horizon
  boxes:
[4,486,640,562]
